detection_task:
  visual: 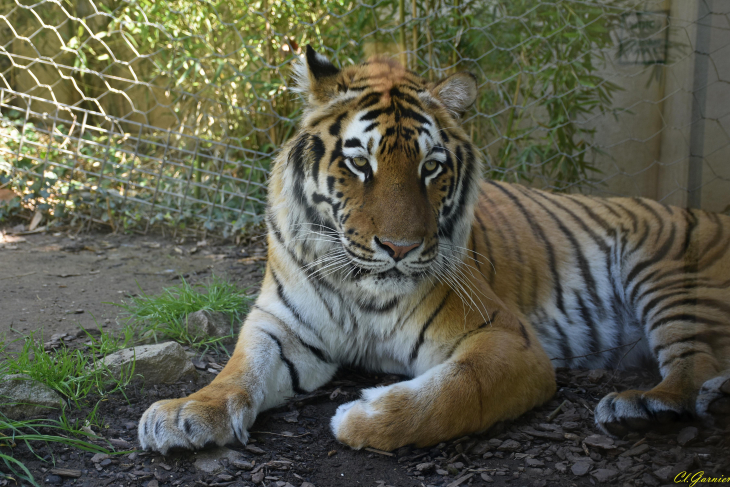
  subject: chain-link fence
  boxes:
[0,0,728,235]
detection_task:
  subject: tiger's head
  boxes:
[268,46,481,296]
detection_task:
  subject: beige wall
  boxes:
[590,0,730,213]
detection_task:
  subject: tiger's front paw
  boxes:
[139,385,252,454]
[330,385,419,451]
[594,389,692,437]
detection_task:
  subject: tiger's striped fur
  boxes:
[139,47,730,454]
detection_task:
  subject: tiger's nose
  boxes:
[375,237,421,261]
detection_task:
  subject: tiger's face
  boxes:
[272,47,480,295]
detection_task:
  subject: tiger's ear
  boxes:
[430,72,478,118]
[292,45,341,105]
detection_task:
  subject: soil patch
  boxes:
[2,228,728,487]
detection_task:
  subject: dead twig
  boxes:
[0,271,37,280]
[550,337,643,362]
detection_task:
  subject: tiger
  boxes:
[138,46,730,454]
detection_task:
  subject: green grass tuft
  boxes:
[115,275,252,352]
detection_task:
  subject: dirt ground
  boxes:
[1,227,728,487]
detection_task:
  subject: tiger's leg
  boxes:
[330,328,556,451]
[595,299,729,435]
[138,308,337,454]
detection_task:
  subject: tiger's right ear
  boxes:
[291,45,341,106]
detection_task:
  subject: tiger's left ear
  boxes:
[430,72,478,118]
[291,45,341,106]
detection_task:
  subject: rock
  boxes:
[584,435,615,450]
[571,462,592,476]
[416,462,435,472]
[554,462,567,474]
[616,457,633,470]
[481,473,494,482]
[186,310,237,343]
[100,342,197,385]
[487,438,503,448]
[642,473,659,486]
[0,374,63,419]
[497,439,521,452]
[591,469,619,483]
[677,426,699,447]
[44,475,63,485]
[587,370,606,383]
[251,471,265,484]
[619,443,649,457]
[192,447,245,475]
[301,483,316,487]
[147,481,158,487]
[653,465,674,481]
[436,469,449,476]
[245,444,265,455]
[470,440,490,456]
[562,421,581,431]
[525,458,544,467]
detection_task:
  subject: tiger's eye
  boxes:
[424,160,438,172]
[353,157,369,167]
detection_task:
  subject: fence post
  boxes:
[687,0,712,209]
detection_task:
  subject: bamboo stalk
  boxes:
[412,0,418,70]
[399,0,407,67]
[452,0,460,72]
[427,0,435,79]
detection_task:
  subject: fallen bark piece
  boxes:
[49,468,82,478]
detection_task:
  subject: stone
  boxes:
[616,457,633,471]
[185,310,238,343]
[487,438,503,448]
[100,342,197,385]
[591,469,619,483]
[301,483,315,487]
[480,473,494,482]
[677,426,699,447]
[470,441,490,456]
[619,443,649,457]
[497,439,521,452]
[192,447,245,475]
[147,481,159,487]
[554,462,567,474]
[526,458,544,467]
[44,475,63,485]
[416,462,435,472]
[251,471,265,484]
[653,465,674,481]
[587,370,606,383]
[642,473,659,486]
[584,434,615,450]
[571,462,592,476]
[0,374,63,419]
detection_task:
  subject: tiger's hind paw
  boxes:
[696,374,730,427]
[594,390,692,437]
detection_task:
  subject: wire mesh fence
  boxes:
[0,0,728,235]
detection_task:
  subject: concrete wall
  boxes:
[590,0,730,213]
